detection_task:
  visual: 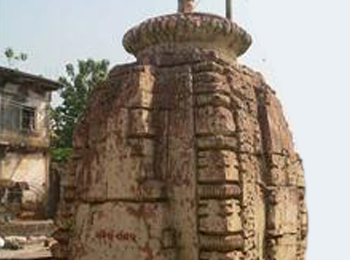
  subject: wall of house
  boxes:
[0,79,53,217]
[0,151,49,205]
[0,82,51,148]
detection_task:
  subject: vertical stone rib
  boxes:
[193,61,244,260]
[254,83,307,260]
[254,83,273,260]
[166,65,198,260]
[232,88,259,260]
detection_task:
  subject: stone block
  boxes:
[267,235,298,260]
[196,106,236,136]
[198,199,242,234]
[128,138,154,157]
[197,135,238,151]
[264,89,296,154]
[127,88,154,108]
[199,234,244,252]
[72,202,170,260]
[267,187,299,235]
[197,150,240,183]
[200,251,244,260]
[193,72,225,85]
[198,184,241,200]
[192,61,225,74]
[128,108,154,137]
[195,93,231,108]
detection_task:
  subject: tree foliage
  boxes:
[51,59,109,158]
[4,47,28,68]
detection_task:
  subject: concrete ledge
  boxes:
[0,221,55,237]
[0,248,52,259]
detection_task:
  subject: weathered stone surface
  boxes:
[197,150,240,183]
[52,11,307,260]
[123,13,252,63]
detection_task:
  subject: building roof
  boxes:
[0,66,62,91]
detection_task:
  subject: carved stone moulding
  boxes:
[123,13,252,62]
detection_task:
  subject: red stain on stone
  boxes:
[140,242,154,260]
[97,211,105,220]
[126,205,157,219]
[95,229,137,243]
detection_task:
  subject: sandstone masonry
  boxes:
[52,11,307,260]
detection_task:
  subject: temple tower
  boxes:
[52,1,307,260]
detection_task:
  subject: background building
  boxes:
[0,66,61,218]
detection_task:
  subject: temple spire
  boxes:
[178,0,195,13]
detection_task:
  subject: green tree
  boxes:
[4,47,28,68]
[51,59,109,160]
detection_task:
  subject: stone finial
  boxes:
[178,0,232,20]
[226,0,232,20]
[178,0,195,13]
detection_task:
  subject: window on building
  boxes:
[0,93,37,134]
[21,106,36,132]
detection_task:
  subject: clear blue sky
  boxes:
[1,0,349,259]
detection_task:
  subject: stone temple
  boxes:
[52,1,308,260]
